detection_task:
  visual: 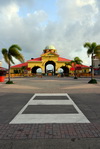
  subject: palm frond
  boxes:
[2,49,10,64]
[8,54,15,64]
[91,42,97,49]
[9,44,22,51]
[2,48,8,55]
[13,53,24,63]
[74,57,83,62]
[84,42,97,56]
[87,48,93,56]
[70,60,75,63]
[73,57,83,65]
[84,42,91,48]
[9,48,24,63]
[65,62,72,66]
[15,54,24,63]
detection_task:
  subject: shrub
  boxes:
[88,79,97,84]
[6,81,14,84]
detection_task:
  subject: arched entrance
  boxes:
[60,66,69,76]
[45,61,56,75]
[32,66,42,74]
[58,68,63,73]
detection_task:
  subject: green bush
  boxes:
[88,79,97,84]
[6,81,14,84]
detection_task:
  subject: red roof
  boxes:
[76,64,90,68]
[10,56,90,69]
[70,64,90,71]
[58,57,71,62]
[28,56,71,62]
[28,57,42,62]
[0,67,7,70]
[11,62,28,68]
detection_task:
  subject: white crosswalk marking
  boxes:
[10,93,90,124]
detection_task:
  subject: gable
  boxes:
[41,51,59,57]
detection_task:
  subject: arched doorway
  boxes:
[32,66,42,74]
[60,66,69,76]
[58,68,64,73]
[45,61,56,75]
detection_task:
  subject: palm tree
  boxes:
[84,42,100,80]
[2,44,24,83]
[70,57,83,79]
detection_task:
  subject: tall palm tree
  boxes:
[70,57,83,79]
[2,44,24,83]
[84,42,100,80]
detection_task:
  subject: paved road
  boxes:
[0,76,100,148]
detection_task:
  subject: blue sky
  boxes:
[0,0,100,68]
[18,0,58,21]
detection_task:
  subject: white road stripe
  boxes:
[10,93,90,124]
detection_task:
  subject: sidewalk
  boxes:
[0,123,100,139]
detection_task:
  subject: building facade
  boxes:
[93,56,100,75]
[10,45,89,76]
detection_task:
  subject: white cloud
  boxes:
[0,3,19,21]
[0,0,100,68]
[0,0,35,7]
[76,0,95,7]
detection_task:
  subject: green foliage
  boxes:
[65,62,72,66]
[68,57,83,68]
[6,80,14,84]
[2,44,24,65]
[88,79,97,84]
[68,57,83,79]
[72,57,83,65]
[84,42,100,81]
[84,42,100,58]
[1,44,24,83]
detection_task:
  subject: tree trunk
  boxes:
[91,53,94,79]
[8,63,11,82]
[74,64,77,78]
